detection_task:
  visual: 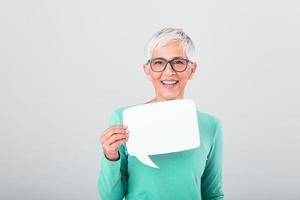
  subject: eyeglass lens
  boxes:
[150,58,188,72]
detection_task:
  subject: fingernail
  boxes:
[123,125,128,129]
[125,129,129,133]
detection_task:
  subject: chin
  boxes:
[161,93,180,100]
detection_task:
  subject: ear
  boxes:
[188,62,197,80]
[143,64,152,81]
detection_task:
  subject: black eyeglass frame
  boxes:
[146,57,193,72]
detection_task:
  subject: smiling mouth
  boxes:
[160,80,179,88]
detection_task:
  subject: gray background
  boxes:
[1,0,299,199]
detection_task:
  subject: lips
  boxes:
[161,80,179,85]
[160,80,179,89]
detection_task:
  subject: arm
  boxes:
[98,110,128,200]
[201,118,224,200]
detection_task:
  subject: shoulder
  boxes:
[108,104,138,124]
[197,110,221,125]
[111,104,137,116]
[196,110,222,140]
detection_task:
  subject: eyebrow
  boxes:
[152,56,186,60]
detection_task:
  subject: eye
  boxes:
[173,60,185,64]
[152,60,164,65]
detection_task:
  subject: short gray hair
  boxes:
[144,27,196,62]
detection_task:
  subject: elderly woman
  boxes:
[98,28,224,200]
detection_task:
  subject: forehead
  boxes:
[151,40,186,59]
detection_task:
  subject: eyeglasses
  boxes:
[146,57,193,72]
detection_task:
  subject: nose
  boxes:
[163,62,176,75]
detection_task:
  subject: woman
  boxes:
[98,28,224,200]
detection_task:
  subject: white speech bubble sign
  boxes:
[123,99,200,168]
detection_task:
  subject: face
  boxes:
[143,40,197,103]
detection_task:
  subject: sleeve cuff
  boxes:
[101,153,121,170]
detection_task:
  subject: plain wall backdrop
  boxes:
[1,0,299,199]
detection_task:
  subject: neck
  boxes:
[145,95,185,104]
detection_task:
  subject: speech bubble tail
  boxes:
[136,155,159,169]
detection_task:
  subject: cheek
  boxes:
[179,75,189,83]
[150,73,161,82]
[178,81,184,88]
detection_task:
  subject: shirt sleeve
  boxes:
[97,110,128,200]
[201,118,224,200]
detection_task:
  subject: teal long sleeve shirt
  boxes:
[98,104,224,200]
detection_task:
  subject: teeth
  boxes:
[162,80,178,84]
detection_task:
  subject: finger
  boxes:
[106,132,128,145]
[103,137,127,153]
[101,125,128,141]
[102,126,127,142]
[110,138,127,150]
